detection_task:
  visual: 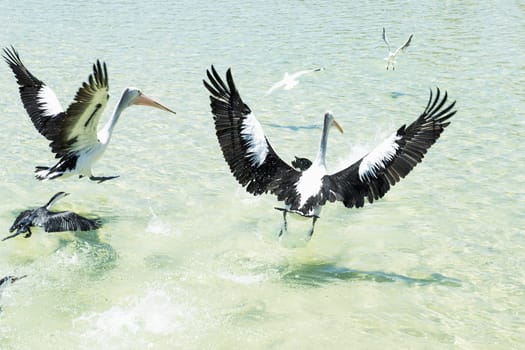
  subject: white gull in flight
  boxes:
[383,27,413,70]
[266,68,323,95]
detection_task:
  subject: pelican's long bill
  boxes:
[332,119,344,134]
[134,93,176,114]
[10,275,27,283]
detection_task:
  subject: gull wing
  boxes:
[382,27,391,52]
[395,34,414,55]
[266,79,286,95]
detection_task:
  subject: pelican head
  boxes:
[324,111,344,134]
[0,275,27,286]
[121,87,176,114]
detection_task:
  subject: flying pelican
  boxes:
[266,68,323,95]
[3,47,176,182]
[204,66,456,238]
[3,192,101,241]
[382,27,413,70]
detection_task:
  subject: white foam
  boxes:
[74,288,191,341]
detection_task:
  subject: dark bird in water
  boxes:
[0,275,27,289]
[3,46,176,183]
[204,66,456,238]
[3,192,101,241]
[0,275,26,312]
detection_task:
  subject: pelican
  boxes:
[204,66,456,238]
[0,275,26,306]
[0,275,27,290]
[3,47,176,182]
[266,68,323,95]
[3,192,101,241]
[382,27,413,70]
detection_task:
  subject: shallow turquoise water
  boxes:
[0,1,524,349]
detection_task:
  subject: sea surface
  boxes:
[0,1,524,349]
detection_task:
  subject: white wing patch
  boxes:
[38,85,64,117]
[241,113,269,167]
[295,165,326,211]
[359,131,401,182]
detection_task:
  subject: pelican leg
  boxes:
[308,217,318,239]
[89,175,120,183]
[23,227,32,239]
[278,210,288,237]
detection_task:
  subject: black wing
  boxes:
[9,209,33,232]
[43,211,101,232]
[323,88,456,208]
[203,66,301,201]
[3,47,110,159]
[3,46,66,142]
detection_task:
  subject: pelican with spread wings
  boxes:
[204,66,456,238]
[3,47,176,182]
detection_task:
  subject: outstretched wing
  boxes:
[266,79,286,95]
[203,66,301,200]
[3,47,110,159]
[323,88,456,208]
[43,211,101,232]
[382,27,391,52]
[3,46,66,141]
[290,68,321,79]
[51,60,110,158]
[395,34,413,55]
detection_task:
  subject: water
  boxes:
[0,0,524,348]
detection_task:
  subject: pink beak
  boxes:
[133,93,176,114]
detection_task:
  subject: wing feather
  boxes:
[382,27,391,51]
[3,46,66,141]
[323,88,456,208]
[395,34,413,55]
[3,47,110,159]
[204,66,301,200]
[43,211,101,232]
[52,60,110,157]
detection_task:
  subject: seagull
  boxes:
[3,46,176,183]
[204,66,456,238]
[3,192,101,241]
[266,68,323,95]
[383,27,413,70]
